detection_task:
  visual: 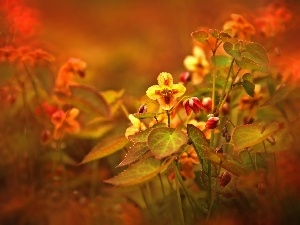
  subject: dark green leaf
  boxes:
[242,80,255,97]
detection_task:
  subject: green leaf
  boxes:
[80,135,129,164]
[252,126,292,153]
[239,150,266,170]
[33,66,55,95]
[117,142,149,167]
[232,123,280,151]
[211,55,232,67]
[187,124,248,176]
[56,84,110,117]
[128,123,166,142]
[148,127,187,159]
[236,57,266,71]
[223,42,241,60]
[191,30,209,43]
[244,42,268,65]
[242,80,255,97]
[210,29,219,38]
[104,156,175,186]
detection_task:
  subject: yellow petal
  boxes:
[171,84,186,98]
[157,72,173,86]
[146,85,161,100]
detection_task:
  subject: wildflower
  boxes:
[205,116,219,129]
[255,3,291,37]
[35,102,58,118]
[223,14,255,40]
[183,97,203,116]
[51,108,80,140]
[183,46,210,85]
[146,72,186,110]
[55,58,87,95]
[125,114,147,138]
[219,171,231,187]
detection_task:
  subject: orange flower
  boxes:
[183,46,210,85]
[255,3,291,37]
[146,72,186,110]
[223,14,255,40]
[55,58,87,95]
[51,108,80,140]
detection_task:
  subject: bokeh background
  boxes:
[27,0,300,95]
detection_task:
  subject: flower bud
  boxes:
[202,97,212,112]
[137,104,147,113]
[179,71,191,83]
[183,97,203,116]
[205,116,219,129]
[219,171,231,187]
[225,133,231,142]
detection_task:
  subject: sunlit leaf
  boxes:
[252,126,292,153]
[191,30,209,43]
[128,123,166,142]
[117,142,149,167]
[148,127,187,159]
[104,156,175,186]
[76,119,115,139]
[80,135,129,164]
[101,89,125,104]
[232,123,280,151]
[244,42,268,65]
[56,84,110,117]
[236,57,266,71]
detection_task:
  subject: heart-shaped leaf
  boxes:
[128,123,166,142]
[148,127,187,159]
[232,123,280,151]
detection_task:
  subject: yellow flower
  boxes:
[146,72,186,110]
[125,114,147,138]
[51,108,80,140]
[183,46,210,85]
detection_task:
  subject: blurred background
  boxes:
[26,0,300,96]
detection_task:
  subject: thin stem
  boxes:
[140,185,155,219]
[246,149,256,170]
[216,59,235,112]
[173,162,185,225]
[166,110,171,128]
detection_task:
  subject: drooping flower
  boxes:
[183,97,204,116]
[146,72,186,110]
[223,14,255,40]
[51,108,80,140]
[205,116,219,129]
[183,46,210,85]
[179,71,191,84]
[202,97,212,113]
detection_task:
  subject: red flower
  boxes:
[205,116,219,129]
[179,71,191,84]
[202,97,212,113]
[183,97,203,116]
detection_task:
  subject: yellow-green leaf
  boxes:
[148,127,187,159]
[80,135,129,164]
[117,142,149,167]
[104,156,175,186]
[232,123,280,151]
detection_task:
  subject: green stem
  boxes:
[246,149,256,170]
[216,59,235,113]
[173,162,185,225]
